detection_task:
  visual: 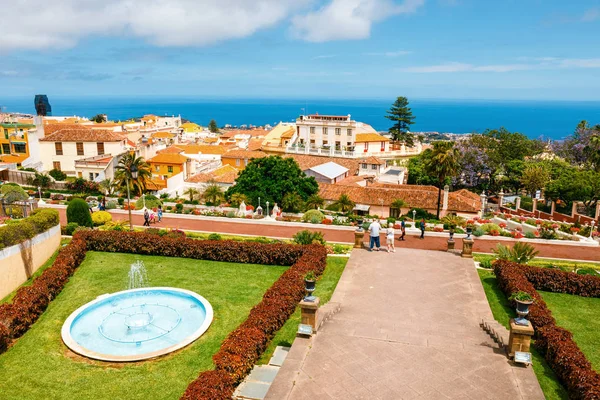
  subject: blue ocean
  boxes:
[1,96,599,140]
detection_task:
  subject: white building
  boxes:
[305,162,349,184]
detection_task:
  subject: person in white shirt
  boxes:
[386,225,395,253]
[368,220,382,251]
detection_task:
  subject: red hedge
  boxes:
[0,230,327,400]
[494,260,600,399]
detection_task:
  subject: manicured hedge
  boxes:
[0,208,59,250]
[0,229,327,400]
[494,260,600,399]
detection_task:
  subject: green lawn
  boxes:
[474,253,600,272]
[0,252,288,400]
[477,269,568,400]
[258,256,349,364]
[540,291,600,372]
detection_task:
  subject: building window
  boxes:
[155,166,160,172]
[53,161,61,171]
[361,163,367,169]
[335,141,341,150]
[97,142,105,155]
[163,175,168,180]
[236,159,240,166]
[310,139,316,147]
[89,173,94,181]
[76,142,84,156]
[381,141,385,151]
[347,129,352,135]
[364,142,369,153]
[335,128,341,135]
[55,142,63,155]
[167,166,173,173]
[347,142,352,146]
[323,127,328,135]
[2,143,10,154]
[13,143,26,153]
[323,140,328,145]
[245,159,249,166]
[310,127,315,134]
[372,164,378,170]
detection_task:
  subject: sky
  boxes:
[1,0,600,100]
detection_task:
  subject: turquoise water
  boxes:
[65,288,210,359]
[1,96,599,139]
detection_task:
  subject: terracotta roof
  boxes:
[283,154,360,176]
[203,137,219,143]
[177,144,228,155]
[152,131,176,139]
[187,165,239,184]
[222,150,268,159]
[247,138,264,151]
[335,175,372,186]
[359,156,385,165]
[158,146,185,154]
[355,133,390,143]
[147,153,188,164]
[40,125,125,142]
[318,183,480,212]
[281,128,295,139]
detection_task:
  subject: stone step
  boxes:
[480,318,509,350]
[234,347,291,400]
[268,346,290,367]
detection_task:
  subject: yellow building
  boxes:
[181,122,202,133]
[147,152,190,181]
[0,123,35,165]
[221,150,267,170]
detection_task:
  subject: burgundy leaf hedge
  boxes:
[493,260,600,399]
[0,230,327,400]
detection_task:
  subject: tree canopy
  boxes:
[208,119,219,133]
[114,153,152,196]
[386,96,416,147]
[225,156,318,206]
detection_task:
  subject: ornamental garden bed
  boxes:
[486,260,600,399]
[0,231,330,400]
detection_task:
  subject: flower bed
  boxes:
[493,260,600,399]
[0,230,327,399]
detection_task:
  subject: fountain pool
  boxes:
[61,287,213,362]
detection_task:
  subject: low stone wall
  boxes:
[0,225,61,300]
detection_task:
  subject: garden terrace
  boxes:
[0,231,327,399]
[493,260,600,399]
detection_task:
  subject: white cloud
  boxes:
[365,50,412,57]
[582,8,599,22]
[292,0,424,42]
[399,58,600,73]
[0,0,312,51]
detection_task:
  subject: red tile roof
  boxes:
[222,150,268,159]
[187,165,239,184]
[40,124,125,142]
[147,153,188,164]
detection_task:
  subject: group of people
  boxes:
[143,205,163,227]
[368,218,427,252]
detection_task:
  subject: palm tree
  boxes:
[99,178,116,195]
[333,193,355,214]
[184,187,199,202]
[305,194,325,210]
[282,192,304,212]
[390,198,406,217]
[423,141,460,219]
[114,153,152,196]
[203,183,224,205]
[229,193,248,207]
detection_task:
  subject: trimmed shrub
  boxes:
[0,209,59,250]
[1,184,28,203]
[293,230,326,245]
[208,233,222,241]
[408,208,436,221]
[473,228,484,237]
[302,209,324,223]
[117,198,125,206]
[105,200,117,210]
[64,222,79,236]
[66,198,93,227]
[480,223,501,234]
[135,194,162,210]
[91,211,112,226]
[48,169,67,181]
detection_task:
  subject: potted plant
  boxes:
[509,291,534,325]
[304,271,316,301]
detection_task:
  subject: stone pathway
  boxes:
[266,248,544,400]
[234,346,290,400]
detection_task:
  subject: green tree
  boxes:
[29,172,52,189]
[225,156,318,206]
[282,192,304,212]
[305,194,325,210]
[99,178,116,195]
[0,184,28,203]
[66,198,93,227]
[424,141,461,219]
[546,170,600,215]
[585,132,600,171]
[208,119,219,133]
[229,193,248,207]
[90,114,107,123]
[520,164,550,196]
[184,187,199,201]
[407,154,437,185]
[332,193,355,214]
[386,96,416,147]
[114,153,152,196]
[48,168,67,181]
[203,183,224,205]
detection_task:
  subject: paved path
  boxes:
[53,207,600,261]
[267,249,544,400]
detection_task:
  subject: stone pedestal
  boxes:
[300,297,320,332]
[508,318,534,358]
[461,238,474,258]
[354,230,365,249]
[447,238,455,251]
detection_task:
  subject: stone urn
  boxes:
[515,299,533,316]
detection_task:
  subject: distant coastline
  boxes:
[1,97,598,140]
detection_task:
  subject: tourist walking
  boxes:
[386,224,395,253]
[419,218,425,239]
[400,219,406,241]
[143,209,150,227]
[157,205,163,222]
[368,219,382,251]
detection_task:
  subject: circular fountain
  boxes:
[61,261,213,362]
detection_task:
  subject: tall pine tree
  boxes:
[386,96,416,147]
[208,119,219,133]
